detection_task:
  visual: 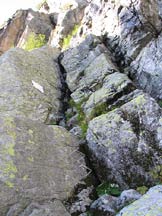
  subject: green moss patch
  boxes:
[89,102,108,120]
[136,186,148,195]
[62,24,80,49]
[24,33,47,51]
[158,100,162,108]
[69,98,88,138]
[150,165,162,183]
[96,182,121,197]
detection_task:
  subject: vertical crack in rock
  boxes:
[56,52,72,126]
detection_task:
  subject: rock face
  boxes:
[61,35,110,93]
[0,10,27,55]
[0,9,54,54]
[1,0,162,215]
[58,0,162,102]
[0,46,88,215]
[0,46,62,123]
[57,0,161,60]
[61,35,162,190]
[49,0,87,48]
[87,92,162,188]
[130,33,162,100]
[117,185,162,215]
[0,115,86,215]
[61,34,135,121]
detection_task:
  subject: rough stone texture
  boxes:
[17,9,54,49]
[70,186,94,214]
[71,52,119,104]
[158,0,162,18]
[83,72,135,119]
[117,185,162,216]
[86,92,162,188]
[57,0,162,104]
[7,200,71,216]
[61,35,109,92]
[61,35,136,122]
[117,189,142,209]
[48,0,87,48]
[0,46,62,123]
[90,189,141,216]
[0,10,27,55]
[130,33,162,100]
[0,115,87,215]
[71,0,161,63]
[90,194,118,216]
[0,9,54,54]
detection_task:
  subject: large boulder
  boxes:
[117,185,162,215]
[0,9,54,54]
[0,115,87,215]
[86,92,162,188]
[0,46,62,123]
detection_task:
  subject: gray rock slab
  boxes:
[0,46,62,123]
[0,115,87,215]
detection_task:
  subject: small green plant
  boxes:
[96,182,121,197]
[136,186,148,195]
[24,33,47,51]
[89,102,108,120]
[149,165,162,183]
[69,98,88,138]
[86,211,93,216]
[62,24,80,49]
[158,100,162,108]
[65,112,74,122]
